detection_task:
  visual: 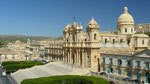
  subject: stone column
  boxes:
[58,56,59,62]
[63,49,66,63]
[85,51,87,68]
[68,51,70,64]
[82,49,84,68]
[67,51,69,63]
[70,49,72,64]
[76,50,78,66]
[50,56,52,61]
[78,49,81,66]
[65,51,67,63]
[75,51,77,65]
[65,50,68,63]
[63,50,64,62]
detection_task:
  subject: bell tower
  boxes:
[86,17,100,43]
[86,17,100,69]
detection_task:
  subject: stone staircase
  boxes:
[11,62,90,84]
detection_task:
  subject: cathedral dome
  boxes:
[117,7,134,25]
[87,17,99,28]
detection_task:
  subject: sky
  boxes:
[0,0,150,37]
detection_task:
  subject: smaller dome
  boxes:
[87,17,99,28]
[117,7,134,25]
[63,24,71,32]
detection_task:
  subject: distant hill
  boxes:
[0,35,63,48]
[0,35,63,41]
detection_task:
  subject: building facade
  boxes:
[136,23,150,33]
[44,40,63,62]
[101,49,150,83]
[33,7,150,83]
[63,7,149,69]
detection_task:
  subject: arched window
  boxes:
[125,28,127,32]
[105,39,107,44]
[94,34,96,40]
[73,34,75,42]
[142,40,144,45]
[127,40,130,44]
[131,29,133,32]
[120,39,123,43]
[113,39,115,44]
[119,29,121,32]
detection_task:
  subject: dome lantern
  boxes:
[124,7,128,14]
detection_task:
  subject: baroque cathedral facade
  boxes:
[63,7,149,70]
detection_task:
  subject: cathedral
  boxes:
[63,7,149,69]
[39,7,150,83]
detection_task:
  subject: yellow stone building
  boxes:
[63,7,149,69]
[42,7,150,83]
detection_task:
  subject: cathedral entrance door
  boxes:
[73,55,75,65]
[146,72,150,83]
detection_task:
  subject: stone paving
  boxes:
[11,62,82,84]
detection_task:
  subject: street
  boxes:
[0,68,15,84]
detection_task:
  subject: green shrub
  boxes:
[21,75,109,84]
[2,61,43,71]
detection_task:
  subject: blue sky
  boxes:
[0,0,149,37]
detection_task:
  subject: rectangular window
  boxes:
[142,40,144,45]
[127,70,131,77]
[103,66,106,71]
[118,69,122,75]
[137,61,140,68]
[137,73,141,80]
[127,60,131,67]
[110,58,113,64]
[103,58,105,63]
[146,62,149,69]
[118,59,122,65]
[5,55,7,59]
[12,55,15,59]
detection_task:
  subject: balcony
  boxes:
[134,66,141,70]
[126,64,132,69]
